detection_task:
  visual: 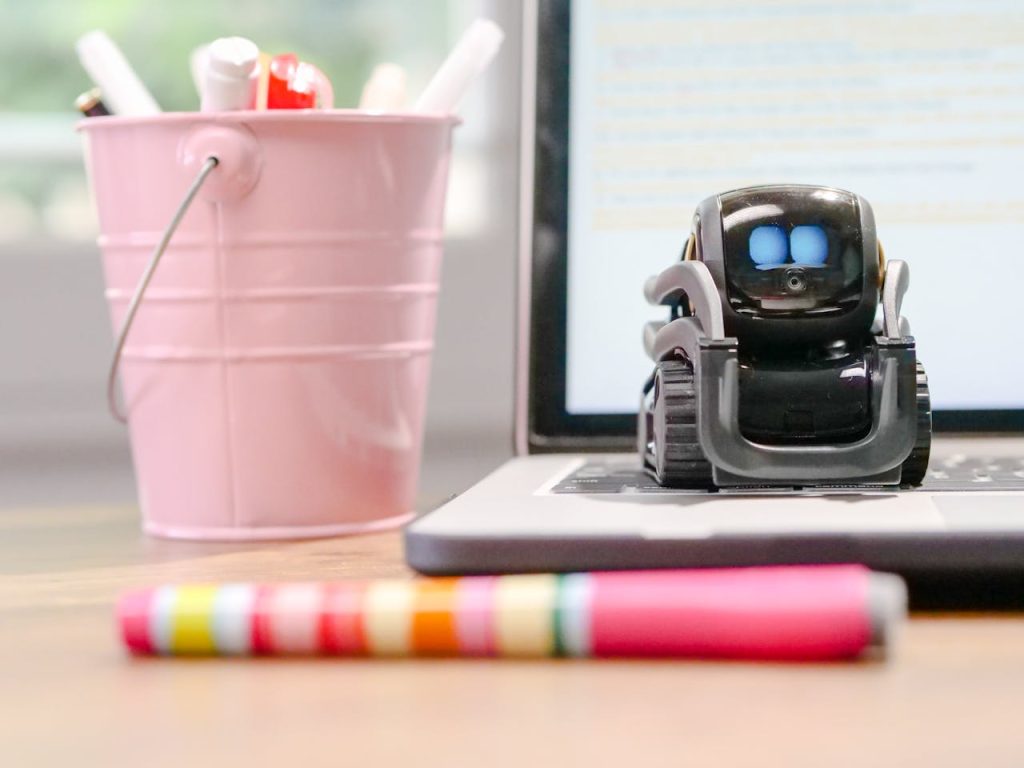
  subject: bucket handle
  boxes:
[107,156,219,423]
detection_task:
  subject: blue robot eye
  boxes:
[748,225,788,267]
[790,225,829,265]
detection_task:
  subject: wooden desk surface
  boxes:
[3,504,1024,767]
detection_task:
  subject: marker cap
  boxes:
[207,36,259,78]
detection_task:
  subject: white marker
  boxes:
[189,44,210,102]
[75,30,161,116]
[201,36,259,112]
[359,63,408,111]
[413,19,504,114]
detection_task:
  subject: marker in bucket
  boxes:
[189,44,210,102]
[117,565,906,661]
[359,63,408,111]
[201,36,260,112]
[266,53,334,109]
[75,30,161,116]
[414,18,504,114]
[255,51,272,109]
[75,88,110,118]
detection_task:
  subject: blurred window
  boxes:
[0,0,484,244]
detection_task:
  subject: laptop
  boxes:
[406,0,1024,587]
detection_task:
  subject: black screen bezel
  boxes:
[526,0,1024,451]
[528,0,635,451]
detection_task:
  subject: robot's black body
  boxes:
[639,185,931,489]
[738,342,872,446]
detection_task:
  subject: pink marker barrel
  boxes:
[586,566,902,660]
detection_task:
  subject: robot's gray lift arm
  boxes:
[643,259,729,363]
[881,259,910,340]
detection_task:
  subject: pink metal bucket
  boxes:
[79,111,456,540]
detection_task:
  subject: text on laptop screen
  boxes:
[566,0,1024,414]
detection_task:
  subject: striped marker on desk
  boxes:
[117,565,906,661]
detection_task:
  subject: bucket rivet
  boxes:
[178,123,262,202]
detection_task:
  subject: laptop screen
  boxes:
[554,0,1024,427]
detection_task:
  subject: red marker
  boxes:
[266,54,333,109]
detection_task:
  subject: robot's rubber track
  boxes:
[899,361,931,487]
[655,359,715,488]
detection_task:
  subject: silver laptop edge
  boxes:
[514,0,539,458]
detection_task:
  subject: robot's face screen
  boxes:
[719,187,864,315]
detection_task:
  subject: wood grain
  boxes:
[3,504,1024,767]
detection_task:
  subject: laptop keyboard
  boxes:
[550,455,1024,494]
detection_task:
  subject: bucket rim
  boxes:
[76,108,462,132]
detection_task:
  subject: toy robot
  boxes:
[639,184,930,489]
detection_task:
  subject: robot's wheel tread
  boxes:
[654,359,715,488]
[899,361,932,487]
